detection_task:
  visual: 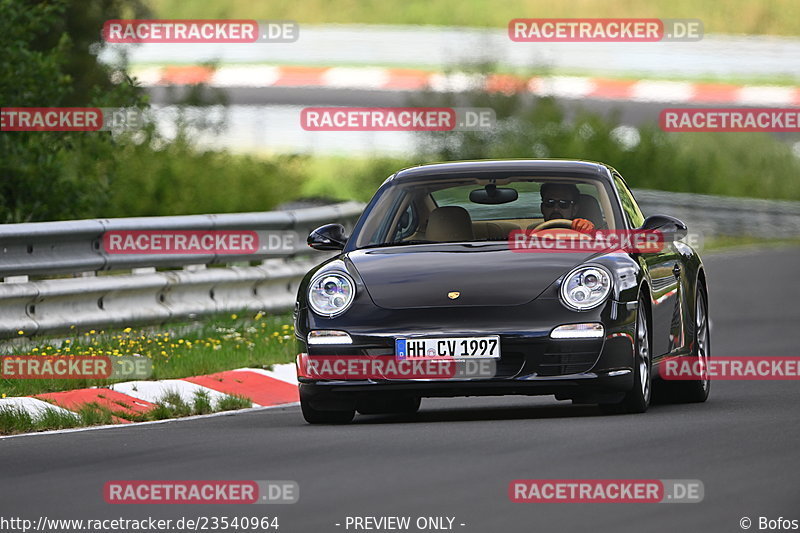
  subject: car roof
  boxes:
[390,159,616,184]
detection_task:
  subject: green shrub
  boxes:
[412,89,800,201]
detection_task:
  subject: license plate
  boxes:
[395,336,500,359]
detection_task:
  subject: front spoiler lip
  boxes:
[298,368,632,389]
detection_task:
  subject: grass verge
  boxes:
[0,311,296,398]
[703,236,800,252]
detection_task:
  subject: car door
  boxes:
[612,172,685,358]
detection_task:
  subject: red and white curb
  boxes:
[0,364,299,426]
[131,64,800,106]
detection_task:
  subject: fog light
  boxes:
[550,323,604,339]
[307,330,353,345]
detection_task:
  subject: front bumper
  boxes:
[296,299,639,407]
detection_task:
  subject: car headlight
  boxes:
[560,265,612,311]
[308,271,355,317]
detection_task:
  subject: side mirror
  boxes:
[641,215,688,238]
[308,223,347,250]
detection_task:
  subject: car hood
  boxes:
[347,243,600,309]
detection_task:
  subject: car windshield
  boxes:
[351,175,622,249]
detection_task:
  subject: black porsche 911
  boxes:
[294,160,710,424]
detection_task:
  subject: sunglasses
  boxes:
[541,198,575,209]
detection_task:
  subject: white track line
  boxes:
[0,402,300,440]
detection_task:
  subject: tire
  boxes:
[599,295,651,414]
[660,285,711,403]
[357,396,421,415]
[300,394,355,424]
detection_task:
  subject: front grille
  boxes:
[309,339,600,377]
[538,351,598,376]
[538,341,601,376]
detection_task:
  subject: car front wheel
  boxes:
[659,285,711,403]
[600,295,651,414]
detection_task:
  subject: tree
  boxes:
[0,0,149,223]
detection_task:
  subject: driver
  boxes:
[538,183,595,233]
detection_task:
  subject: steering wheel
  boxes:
[528,218,574,232]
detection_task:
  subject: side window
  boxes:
[613,173,645,228]
[393,201,418,240]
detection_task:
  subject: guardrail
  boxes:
[634,190,800,240]
[1,191,799,341]
[0,202,364,340]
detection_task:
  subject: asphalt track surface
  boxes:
[2,246,799,533]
